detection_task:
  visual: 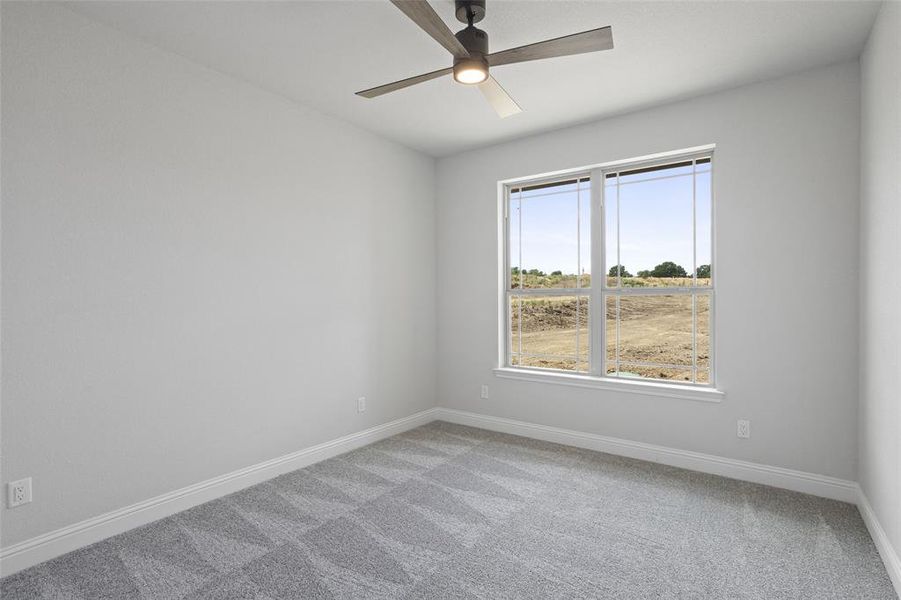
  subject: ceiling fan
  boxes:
[355,0,614,118]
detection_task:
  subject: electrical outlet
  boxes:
[357,397,366,413]
[7,478,32,508]
[737,419,751,439]
[480,384,489,399]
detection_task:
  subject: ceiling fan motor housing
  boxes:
[453,25,489,83]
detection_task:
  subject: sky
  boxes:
[509,164,712,276]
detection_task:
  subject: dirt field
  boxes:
[509,279,710,382]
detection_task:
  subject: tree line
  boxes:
[608,262,710,278]
[511,263,711,278]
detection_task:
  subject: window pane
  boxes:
[580,188,591,288]
[509,295,521,365]
[619,169,693,287]
[509,191,522,289]
[605,292,711,384]
[605,180,618,287]
[509,295,589,372]
[695,169,712,284]
[605,295,617,369]
[511,180,589,289]
[605,294,694,381]
[696,292,711,371]
[577,296,590,371]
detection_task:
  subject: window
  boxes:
[503,151,714,388]
[507,177,591,371]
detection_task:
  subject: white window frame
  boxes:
[496,146,723,402]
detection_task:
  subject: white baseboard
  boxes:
[857,487,901,596]
[434,408,859,503]
[0,408,439,578]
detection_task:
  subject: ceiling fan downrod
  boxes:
[455,0,486,24]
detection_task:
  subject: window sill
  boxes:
[492,368,725,403]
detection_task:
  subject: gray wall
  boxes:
[0,3,436,547]
[859,0,900,572]
[436,61,861,480]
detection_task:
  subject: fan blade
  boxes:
[487,26,613,67]
[390,0,469,57]
[356,67,453,98]
[478,76,522,118]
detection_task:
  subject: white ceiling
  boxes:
[68,1,880,157]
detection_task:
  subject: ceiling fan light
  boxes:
[455,67,488,84]
[453,57,488,85]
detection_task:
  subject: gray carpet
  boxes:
[1,421,896,599]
